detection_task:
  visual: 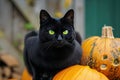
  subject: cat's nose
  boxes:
[57,35,63,41]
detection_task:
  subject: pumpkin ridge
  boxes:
[57,66,73,80]
[87,39,98,67]
[82,37,98,50]
[65,65,83,80]
[74,66,88,80]
[81,66,92,80]
[82,37,99,50]
[62,67,74,80]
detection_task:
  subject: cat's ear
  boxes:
[63,9,74,24]
[40,10,51,24]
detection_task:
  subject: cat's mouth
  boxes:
[54,40,74,48]
[56,43,64,48]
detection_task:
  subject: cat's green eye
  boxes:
[49,30,55,35]
[63,30,69,35]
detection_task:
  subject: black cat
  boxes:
[24,9,82,80]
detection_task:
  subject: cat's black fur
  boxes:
[24,9,82,80]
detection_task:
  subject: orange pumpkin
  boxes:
[81,26,120,80]
[21,68,32,80]
[53,65,109,80]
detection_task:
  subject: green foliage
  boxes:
[0,46,2,51]
[24,23,34,30]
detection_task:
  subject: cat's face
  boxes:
[39,9,75,47]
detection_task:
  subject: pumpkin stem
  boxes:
[101,26,114,38]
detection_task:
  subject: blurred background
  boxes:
[0,0,120,80]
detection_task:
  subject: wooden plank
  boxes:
[0,54,19,67]
[13,67,21,74]
[0,0,14,41]
[0,68,2,80]
[74,0,85,39]
[3,67,11,78]
[0,37,24,73]
[10,0,39,29]
[12,73,21,80]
